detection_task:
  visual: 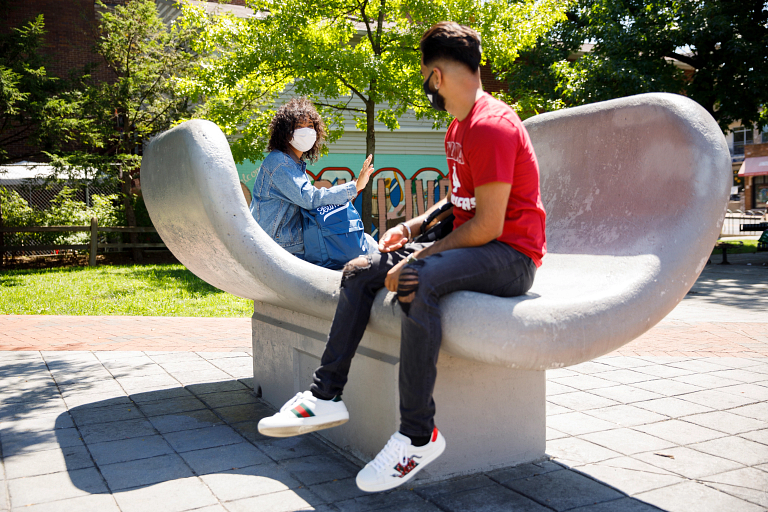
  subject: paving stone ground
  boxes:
[0,254,767,511]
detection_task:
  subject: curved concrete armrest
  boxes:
[142,93,730,370]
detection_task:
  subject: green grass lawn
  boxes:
[0,264,252,316]
[712,239,759,255]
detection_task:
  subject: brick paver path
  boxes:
[0,314,766,358]
[0,315,251,353]
[614,320,768,358]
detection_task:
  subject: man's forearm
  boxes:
[402,197,450,239]
[414,215,497,259]
[410,182,511,259]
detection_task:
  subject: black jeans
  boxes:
[310,240,537,438]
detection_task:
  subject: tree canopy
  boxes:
[509,0,768,133]
[177,0,569,230]
[0,14,77,164]
[49,0,199,257]
[55,0,197,174]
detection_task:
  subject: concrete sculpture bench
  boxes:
[141,93,730,481]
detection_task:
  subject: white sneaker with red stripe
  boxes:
[257,391,349,437]
[356,428,446,492]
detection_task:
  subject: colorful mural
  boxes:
[237,153,449,239]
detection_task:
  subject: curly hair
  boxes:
[267,97,326,163]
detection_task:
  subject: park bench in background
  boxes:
[739,222,768,252]
[141,93,730,481]
[739,222,768,233]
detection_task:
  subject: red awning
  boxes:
[738,156,768,177]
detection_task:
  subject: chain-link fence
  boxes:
[2,180,120,211]
[1,177,123,257]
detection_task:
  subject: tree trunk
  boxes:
[363,98,376,235]
[121,167,143,263]
[0,195,4,267]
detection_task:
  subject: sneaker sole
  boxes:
[257,417,349,437]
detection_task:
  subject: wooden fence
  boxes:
[375,178,451,236]
[0,218,165,266]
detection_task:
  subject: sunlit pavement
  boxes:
[1,253,767,511]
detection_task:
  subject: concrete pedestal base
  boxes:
[252,301,546,482]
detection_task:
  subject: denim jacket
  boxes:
[249,150,358,255]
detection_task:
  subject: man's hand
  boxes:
[385,256,411,292]
[383,182,511,294]
[378,224,409,253]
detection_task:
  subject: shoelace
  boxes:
[369,435,409,473]
[280,391,312,413]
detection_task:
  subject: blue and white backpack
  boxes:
[301,202,367,270]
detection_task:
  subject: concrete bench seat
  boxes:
[142,92,730,481]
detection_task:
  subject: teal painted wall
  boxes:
[235,153,449,192]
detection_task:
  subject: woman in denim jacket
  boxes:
[250,98,375,258]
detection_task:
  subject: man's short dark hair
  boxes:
[420,22,481,72]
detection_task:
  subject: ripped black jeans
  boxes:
[310,240,537,439]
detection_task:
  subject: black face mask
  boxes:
[422,70,446,112]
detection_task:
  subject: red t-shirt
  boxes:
[445,93,546,266]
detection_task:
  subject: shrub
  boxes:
[1,185,123,249]
[1,187,47,247]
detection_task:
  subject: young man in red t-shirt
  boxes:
[258,21,547,492]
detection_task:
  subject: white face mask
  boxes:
[289,127,317,153]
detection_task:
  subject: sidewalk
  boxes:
[1,256,767,511]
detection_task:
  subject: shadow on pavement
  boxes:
[0,356,670,510]
[42,379,665,511]
[686,255,768,314]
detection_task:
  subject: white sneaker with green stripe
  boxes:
[257,390,349,437]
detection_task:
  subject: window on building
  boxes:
[754,176,768,208]
[734,128,754,154]
[733,127,754,155]
[762,131,768,143]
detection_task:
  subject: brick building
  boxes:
[739,142,768,210]
[730,124,768,210]
[2,0,106,83]
[1,1,106,161]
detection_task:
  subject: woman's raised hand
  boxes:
[355,155,374,193]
